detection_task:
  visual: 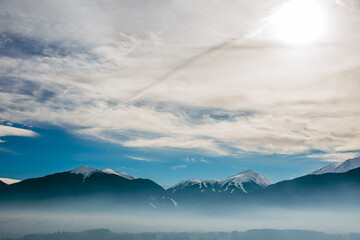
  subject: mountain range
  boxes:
[0,166,175,209]
[0,157,359,210]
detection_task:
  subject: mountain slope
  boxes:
[310,157,360,175]
[249,167,360,206]
[0,180,7,189]
[0,166,168,208]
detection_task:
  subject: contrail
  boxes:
[78,38,236,124]
[111,39,234,106]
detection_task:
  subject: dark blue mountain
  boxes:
[0,180,7,189]
[0,166,359,210]
[166,169,273,207]
[247,167,360,206]
[164,167,360,209]
[0,166,173,209]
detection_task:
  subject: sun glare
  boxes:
[268,0,328,45]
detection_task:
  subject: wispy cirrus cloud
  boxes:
[200,159,210,163]
[0,125,37,155]
[170,165,187,170]
[123,137,228,156]
[185,157,210,164]
[125,155,156,162]
[307,152,359,163]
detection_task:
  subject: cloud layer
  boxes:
[0,0,359,162]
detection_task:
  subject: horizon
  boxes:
[2,156,359,187]
[1,122,359,186]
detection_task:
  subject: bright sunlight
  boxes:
[268,0,328,45]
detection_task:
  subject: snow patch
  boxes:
[170,198,178,208]
[70,166,99,179]
[167,169,274,194]
[0,177,21,184]
[101,168,136,180]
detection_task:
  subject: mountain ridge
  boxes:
[168,169,273,195]
[310,157,360,175]
[0,163,359,210]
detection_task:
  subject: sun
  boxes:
[268,0,328,45]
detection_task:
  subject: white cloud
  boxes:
[125,155,156,162]
[200,159,210,163]
[123,137,228,156]
[170,165,187,170]
[306,152,359,162]
[0,125,38,138]
[184,157,210,163]
[185,157,196,163]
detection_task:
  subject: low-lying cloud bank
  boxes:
[0,207,359,238]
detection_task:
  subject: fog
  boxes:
[1,206,359,239]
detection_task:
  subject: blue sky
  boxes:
[0,122,351,186]
[0,0,359,186]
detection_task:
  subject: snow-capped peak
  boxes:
[0,177,21,185]
[168,169,273,194]
[310,157,360,175]
[70,166,100,178]
[70,166,137,180]
[101,168,136,180]
[229,169,256,178]
[223,169,274,188]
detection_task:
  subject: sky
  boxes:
[0,0,359,186]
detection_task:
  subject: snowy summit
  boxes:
[221,169,274,189]
[70,166,100,178]
[169,169,273,194]
[70,166,136,180]
[310,157,360,175]
[0,177,21,185]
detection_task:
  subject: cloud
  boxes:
[184,157,210,164]
[0,125,38,137]
[0,147,19,155]
[0,0,359,159]
[125,155,156,162]
[122,137,228,156]
[185,157,196,163]
[200,159,210,163]
[170,165,187,170]
[306,152,359,162]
